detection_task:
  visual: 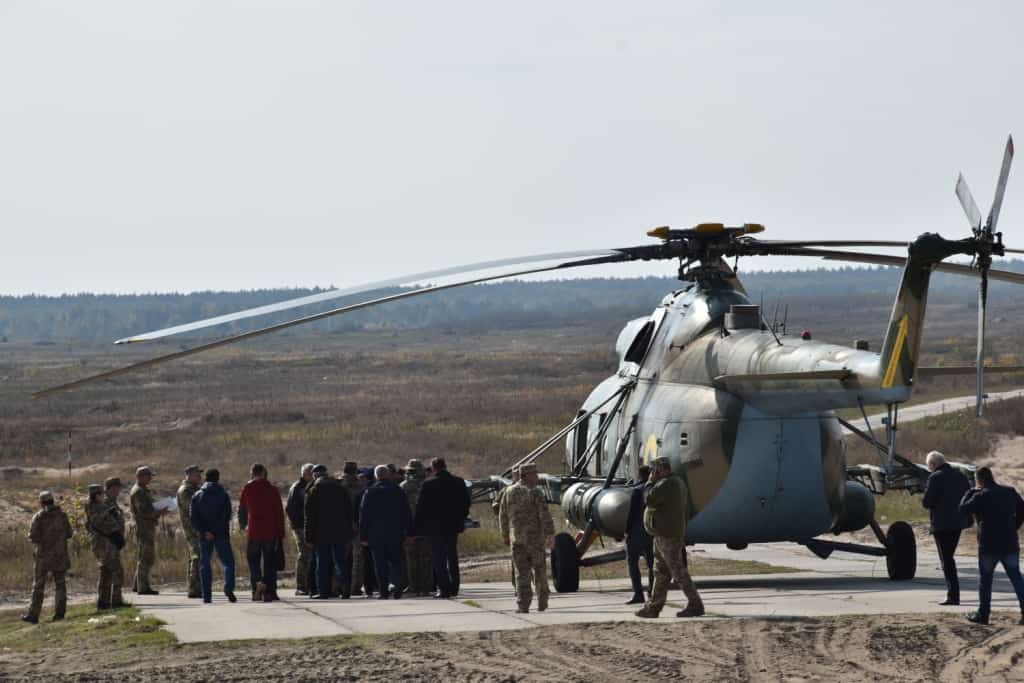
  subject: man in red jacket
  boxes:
[239,463,286,602]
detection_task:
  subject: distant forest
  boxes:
[2,262,1022,343]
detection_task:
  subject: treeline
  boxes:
[1,262,1021,343]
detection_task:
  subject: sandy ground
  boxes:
[1,614,1022,682]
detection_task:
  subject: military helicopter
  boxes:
[36,136,1023,592]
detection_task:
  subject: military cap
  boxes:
[342,461,358,474]
[38,490,54,503]
[519,463,538,475]
[88,483,104,495]
[312,464,328,476]
[406,459,425,472]
[653,456,672,470]
[136,466,153,476]
[104,477,122,489]
[184,465,202,475]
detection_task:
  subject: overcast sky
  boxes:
[2,1,1023,296]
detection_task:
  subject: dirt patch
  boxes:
[0,613,1022,682]
[979,435,1024,492]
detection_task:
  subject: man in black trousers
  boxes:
[415,457,471,598]
[921,450,971,605]
[625,465,654,605]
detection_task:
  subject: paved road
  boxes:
[136,543,1024,643]
[842,388,1024,436]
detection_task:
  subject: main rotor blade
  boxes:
[33,253,634,398]
[955,174,983,231]
[752,240,909,248]
[987,134,1014,233]
[113,249,622,344]
[776,247,1024,285]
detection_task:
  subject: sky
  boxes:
[2,0,1023,296]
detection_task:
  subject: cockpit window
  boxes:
[624,320,655,364]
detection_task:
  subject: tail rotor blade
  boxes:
[955,174,983,231]
[987,135,1014,233]
[976,273,988,417]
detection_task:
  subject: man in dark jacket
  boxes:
[959,466,1024,625]
[304,464,355,599]
[189,469,236,604]
[625,465,654,605]
[352,467,378,596]
[286,463,315,596]
[921,451,971,605]
[360,465,411,599]
[414,457,471,598]
[239,463,286,602]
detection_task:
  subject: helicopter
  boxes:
[36,135,1024,592]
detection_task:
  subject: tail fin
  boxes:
[878,234,974,390]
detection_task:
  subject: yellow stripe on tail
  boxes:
[881,314,910,388]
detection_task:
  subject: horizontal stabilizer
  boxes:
[714,369,853,384]
[917,365,1024,377]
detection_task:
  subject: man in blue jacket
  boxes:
[921,451,971,605]
[959,466,1024,625]
[189,468,237,604]
[359,465,411,599]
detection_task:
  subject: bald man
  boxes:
[922,451,971,605]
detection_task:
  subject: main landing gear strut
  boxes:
[802,518,917,581]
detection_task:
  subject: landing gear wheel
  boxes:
[551,532,580,593]
[885,521,916,581]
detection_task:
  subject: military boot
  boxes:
[634,605,661,619]
[51,613,65,622]
[676,602,705,618]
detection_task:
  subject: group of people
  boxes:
[20,457,473,623]
[21,448,1024,626]
[922,451,1024,625]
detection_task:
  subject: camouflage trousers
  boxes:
[512,543,548,610]
[133,532,156,592]
[184,533,201,597]
[95,550,125,608]
[646,536,702,613]
[405,536,433,594]
[292,529,313,593]
[29,563,66,620]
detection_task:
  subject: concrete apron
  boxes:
[135,543,1024,643]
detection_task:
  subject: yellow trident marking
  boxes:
[881,314,910,388]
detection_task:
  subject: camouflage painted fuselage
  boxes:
[565,235,957,544]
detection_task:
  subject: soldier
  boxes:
[86,479,127,610]
[499,463,555,614]
[340,461,367,596]
[130,466,165,595]
[21,491,73,624]
[400,459,433,596]
[634,456,704,619]
[177,465,203,599]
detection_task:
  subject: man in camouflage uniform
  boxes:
[177,465,203,599]
[340,461,366,596]
[130,466,164,595]
[22,491,73,624]
[635,456,704,619]
[499,463,555,614]
[400,459,433,596]
[86,479,127,610]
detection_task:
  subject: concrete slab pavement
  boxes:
[136,543,1024,643]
